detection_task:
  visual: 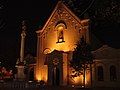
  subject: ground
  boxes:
[0,82,120,90]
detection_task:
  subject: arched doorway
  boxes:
[52,67,60,86]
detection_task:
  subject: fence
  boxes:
[0,81,43,89]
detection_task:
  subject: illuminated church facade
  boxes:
[33,1,120,87]
[35,1,90,86]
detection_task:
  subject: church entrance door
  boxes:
[52,67,60,86]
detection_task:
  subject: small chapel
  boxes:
[35,1,90,86]
[16,1,120,88]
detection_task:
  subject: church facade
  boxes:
[34,1,120,88]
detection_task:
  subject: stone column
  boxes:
[20,21,26,62]
[16,21,26,81]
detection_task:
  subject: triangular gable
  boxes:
[92,45,120,59]
[36,1,86,33]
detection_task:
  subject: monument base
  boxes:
[16,65,26,81]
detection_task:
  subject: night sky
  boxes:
[0,0,120,68]
[0,0,57,68]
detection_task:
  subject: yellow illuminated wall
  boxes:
[35,1,90,85]
[69,68,91,87]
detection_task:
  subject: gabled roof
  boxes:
[36,1,84,33]
[92,45,120,59]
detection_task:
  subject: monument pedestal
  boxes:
[16,63,26,81]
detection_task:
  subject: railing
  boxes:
[0,82,120,90]
[0,81,43,89]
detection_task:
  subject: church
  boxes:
[35,1,90,87]
[16,1,120,88]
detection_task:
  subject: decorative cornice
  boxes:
[36,1,89,34]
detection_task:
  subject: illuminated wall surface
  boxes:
[69,68,91,86]
[35,1,90,86]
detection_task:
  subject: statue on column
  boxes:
[15,20,27,81]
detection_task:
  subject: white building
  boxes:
[92,45,120,87]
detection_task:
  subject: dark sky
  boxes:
[0,0,57,68]
[0,0,120,68]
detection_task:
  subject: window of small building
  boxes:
[97,66,104,81]
[110,65,117,81]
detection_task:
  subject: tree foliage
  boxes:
[70,36,93,77]
[24,54,36,74]
[63,0,120,48]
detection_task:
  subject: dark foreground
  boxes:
[0,82,120,90]
[0,87,120,90]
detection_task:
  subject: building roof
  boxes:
[36,0,88,30]
[92,45,120,59]
[36,1,103,49]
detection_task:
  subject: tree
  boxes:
[64,0,120,48]
[24,54,36,81]
[70,36,93,87]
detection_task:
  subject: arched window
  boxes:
[110,65,117,81]
[97,66,104,81]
